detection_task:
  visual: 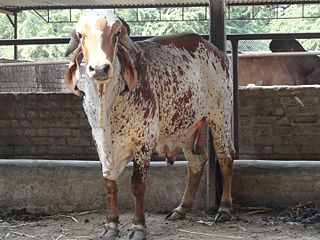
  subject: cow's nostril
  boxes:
[89,64,110,76]
[102,64,110,74]
[88,65,95,72]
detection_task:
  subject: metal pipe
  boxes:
[238,52,320,57]
[227,32,320,40]
[13,12,18,60]
[0,61,68,67]
[0,38,71,45]
[1,32,319,47]
[231,40,240,160]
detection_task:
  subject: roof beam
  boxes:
[0,8,15,15]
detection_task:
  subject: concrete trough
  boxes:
[232,160,320,208]
[0,159,319,214]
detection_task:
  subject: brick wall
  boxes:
[0,93,98,160]
[0,63,69,93]
[239,86,320,159]
[0,86,319,160]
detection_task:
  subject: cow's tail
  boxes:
[208,130,223,210]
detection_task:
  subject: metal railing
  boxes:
[227,32,320,158]
[1,32,320,159]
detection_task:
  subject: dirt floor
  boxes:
[1,204,320,240]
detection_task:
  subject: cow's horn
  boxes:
[121,34,139,55]
[65,30,80,57]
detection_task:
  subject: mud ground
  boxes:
[1,205,320,240]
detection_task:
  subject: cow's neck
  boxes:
[85,78,121,130]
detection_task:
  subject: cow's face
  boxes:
[76,12,122,81]
[64,10,138,96]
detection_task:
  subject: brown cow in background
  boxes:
[239,39,320,85]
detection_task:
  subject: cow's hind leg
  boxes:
[208,119,235,223]
[166,133,207,220]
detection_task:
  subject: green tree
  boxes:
[0,14,14,59]
[268,4,320,50]
[0,4,319,60]
[18,10,74,59]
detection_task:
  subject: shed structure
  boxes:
[0,0,319,213]
[0,0,233,211]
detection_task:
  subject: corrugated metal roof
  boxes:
[3,0,205,9]
[228,0,319,4]
[0,0,319,10]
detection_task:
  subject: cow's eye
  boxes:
[77,32,82,39]
[115,31,121,39]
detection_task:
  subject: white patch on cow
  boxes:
[78,10,118,29]
[82,57,132,180]
[95,9,119,27]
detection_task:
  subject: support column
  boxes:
[209,0,226,50]
[207,0,226,212]
[231,39,240,160]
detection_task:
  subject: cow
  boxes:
[64,10,235,240]
[239,39,320,85]
[269,39,320,85]
[269,39,306,52]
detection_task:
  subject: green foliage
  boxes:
[0,14,14,59]
[16,11,74,59]
[116,7,208,36]
[267,5,320,51]
[0,14,13,39]
[0,4,319,60]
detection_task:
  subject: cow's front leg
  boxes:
[103,179,120,240]
[128,159,150,240]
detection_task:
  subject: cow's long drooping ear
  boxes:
[119,23,139,56]
[117,44,138,92]
[64,47,84,96]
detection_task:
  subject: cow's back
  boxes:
[136,34,232,137]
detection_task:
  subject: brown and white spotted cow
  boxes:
[64,10,235,240]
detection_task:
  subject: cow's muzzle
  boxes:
[87,63,111,80]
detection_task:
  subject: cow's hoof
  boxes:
[95,236,117,240]
[98,228,119,240]
[128,227,146,240]
[214,211,232,223]
[165,209,185,220]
